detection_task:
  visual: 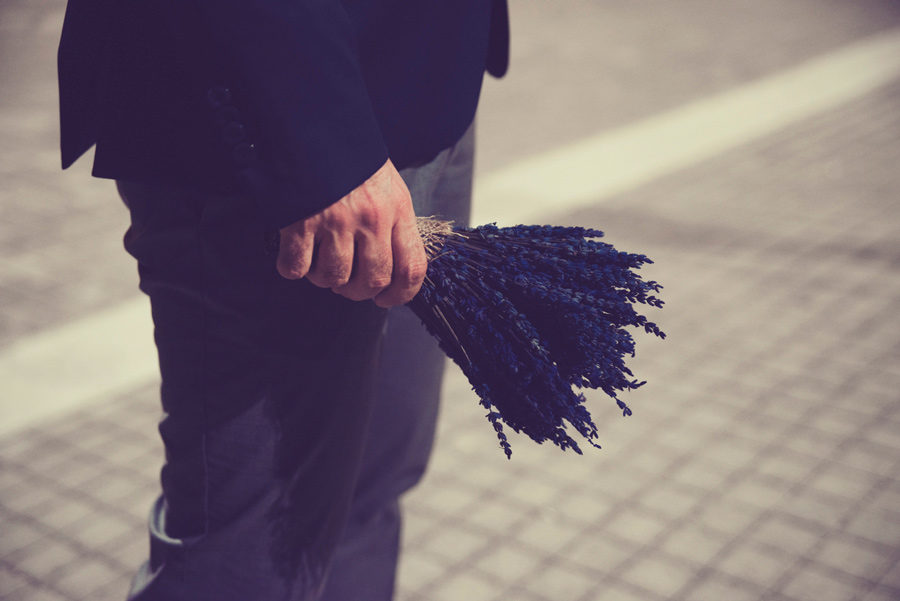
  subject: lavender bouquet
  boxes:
[410,218,665,458]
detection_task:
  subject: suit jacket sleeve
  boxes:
[195,0,390,229]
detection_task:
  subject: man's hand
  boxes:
[276,159,427,308]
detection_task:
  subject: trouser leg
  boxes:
[119,178,387,601]
[317,121,475,601]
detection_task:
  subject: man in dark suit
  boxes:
[58,1,509,599]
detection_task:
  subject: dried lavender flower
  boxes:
[408,217,665,458]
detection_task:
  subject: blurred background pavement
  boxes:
[2,1,900,600]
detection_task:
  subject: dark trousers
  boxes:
[119,123,474,601]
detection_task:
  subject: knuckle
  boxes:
[308,267,346,288]
[321,210,349,231]
[277,255,308,280]
[410,259,428,279]
[396,261,427,287]
[310,247,353,287]
[366,272,392,291]
[357,206,383,231]
[277,229,312,263]
[322,269,351,287]
[279,266,306,280]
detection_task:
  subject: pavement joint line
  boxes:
[3,27,900,438]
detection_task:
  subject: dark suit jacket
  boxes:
[58,0,508,229]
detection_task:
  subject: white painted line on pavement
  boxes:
[4,28,900,436]
[0,297,157,436]
[472,27,900,225]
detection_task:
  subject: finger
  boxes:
[373,221,427,307]
[276,229,314,280]
[306,232,354,289]
[332,233,393,301]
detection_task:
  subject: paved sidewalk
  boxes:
[4,78,900,601]
[3,1,900,601]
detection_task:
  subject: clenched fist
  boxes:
[276,159,427,307]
